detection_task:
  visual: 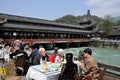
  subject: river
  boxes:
[48,47,120,67]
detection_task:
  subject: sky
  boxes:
[0,0,120,20]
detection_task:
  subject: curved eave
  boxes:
[0,13,85,29]
[109,30,120,36]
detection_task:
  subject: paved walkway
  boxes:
[21,76,27,80]
[0,76,27,80]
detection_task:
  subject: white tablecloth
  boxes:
[26,63,61,80]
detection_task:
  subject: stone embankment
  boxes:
[90,39,120,49]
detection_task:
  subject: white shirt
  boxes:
[0,48,4,59]
[55,55,64,63]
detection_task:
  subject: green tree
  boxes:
[99,15,113,38]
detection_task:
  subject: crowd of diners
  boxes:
[0,40,100,80]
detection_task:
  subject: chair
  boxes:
[80,75,92,80]
[14,54,26,75]
[5,75,21,80]
[80,67,107,80]
[15,54,26,67]
[98,66,107,80]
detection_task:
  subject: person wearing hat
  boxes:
[58,53,79,80]
[55,48,65,63]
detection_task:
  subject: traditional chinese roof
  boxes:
[0,13,85,29]
[109,30,120,36]
[0,13,93,33]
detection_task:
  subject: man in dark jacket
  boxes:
[29,45,38,65]
[33,47,49,65]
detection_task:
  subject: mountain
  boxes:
[54,15,77,25]
[54,14,103,25]
[112,16,120,22]
[112,16,120,26]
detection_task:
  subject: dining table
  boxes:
[26,62,62,80]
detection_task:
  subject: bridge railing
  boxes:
[98,62,120,79]
[5,38,91,43]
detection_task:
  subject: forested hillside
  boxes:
[54,14,120,38]
[54,14,103,25]
[54,14,120,26]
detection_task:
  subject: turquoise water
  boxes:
[48,47,120,67]
[65,47,120,67]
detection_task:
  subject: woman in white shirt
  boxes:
[55,48,65,63]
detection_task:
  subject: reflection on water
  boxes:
[48,47,120,67]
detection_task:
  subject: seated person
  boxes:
[78,50,85,75]
[9,45,29,75]
[78,50,84,61]
[78,48,99,80]
[33,48,49,65]
[9,46,29,60]
[29,45,38,65]
[49,47,58,63]
[58,53,79,80]
[55,49,64,63]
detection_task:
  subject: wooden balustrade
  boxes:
[5,38,89,43]
[98,62,120,79]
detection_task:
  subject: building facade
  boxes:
[0,13,95,43]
